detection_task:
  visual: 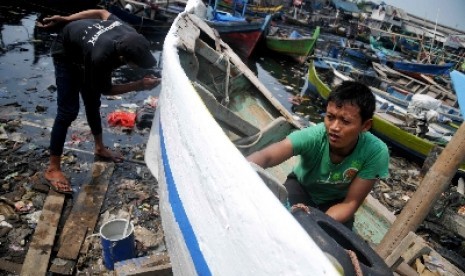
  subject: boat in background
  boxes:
[265,25,320,63]
[202,0,272,58]
[308,59,465,167]
[14,0,99,14]
[372,62,461,117]
[218,0,283,17]
[104,0,185,35]
[391,60,455,79]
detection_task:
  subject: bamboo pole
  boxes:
[376,122,465,259]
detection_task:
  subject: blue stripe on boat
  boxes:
[159,121,212,276]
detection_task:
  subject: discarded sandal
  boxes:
[39,172,73,195]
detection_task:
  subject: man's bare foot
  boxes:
[43,169,72,194]
[95,147,124,163]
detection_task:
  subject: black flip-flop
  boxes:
[39,172,73,195]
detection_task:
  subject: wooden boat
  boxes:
[143,9,338,275]
[104,0,185,35]
[265,26,320,63]
[391,60,455,79]
[14,0,99,14]
[246,4,283,16]
[202,0,272,58]
[144,4,393,274]
[372,62,460,112]
[218,0,283,17]
[308,59,465,168]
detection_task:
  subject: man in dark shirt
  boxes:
[38,9,160,194]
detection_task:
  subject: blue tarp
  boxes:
[331,0,360,13]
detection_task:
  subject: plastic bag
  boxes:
[107,111,136,128]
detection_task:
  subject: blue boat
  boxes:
[391,61,455,78]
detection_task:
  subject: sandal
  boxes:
[39,172,73,195]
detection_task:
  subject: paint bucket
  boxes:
[100,219,135,270]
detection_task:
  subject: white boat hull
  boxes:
[145,3,338,275]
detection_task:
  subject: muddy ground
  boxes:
[0,3,168,275]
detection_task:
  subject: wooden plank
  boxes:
[385,231,417,267]
[194,82,259,137]
[55,162,115,260]
[20,190,65,276]
[400,238,430,265]
[0,258,22,274]
[48,259,75,275]
[115,254,171,276]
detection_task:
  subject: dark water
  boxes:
[0,4,164,152]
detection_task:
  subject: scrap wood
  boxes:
[0,258,22,274]
[55,161,114,261]
[114,253,171,276]
[384,231,418,267]
[48,258,75,275]
[20,190,65,276]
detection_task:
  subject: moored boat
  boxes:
[265,26,320,63]
[391,60,455,79]
[103,0,185,35]
[14,0,99,14]
[218,0,283,17]
[372,62,460,115]
[199,0,272,58]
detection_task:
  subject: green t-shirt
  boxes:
[288,123,389,204]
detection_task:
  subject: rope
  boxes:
[210,53,231,106]
[346,249,363,276]
[235,132,263,148]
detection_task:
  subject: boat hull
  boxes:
[392,61,455,78]
[219,30,264,58]
[107,4,174,35]
[205,14,271,58]
[145,9,338,275]
[265,27,320,61]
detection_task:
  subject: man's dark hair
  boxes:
[327,81,375,122]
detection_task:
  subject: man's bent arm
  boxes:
[39,9,111,28]
[106,77,160,96]
[246,138,294,169]
[325,177,376,223]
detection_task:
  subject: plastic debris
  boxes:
[143,96,158,108]
[107,111,136,128]
[121,103,139,109]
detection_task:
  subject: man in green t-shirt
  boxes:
[247,81,389,229]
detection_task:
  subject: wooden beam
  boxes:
[114,254,171,276]
[193,82,259,137]
[55,162,114,260]
[384,231,417,267]
[0,258,22,274]
[20,191,65,276]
